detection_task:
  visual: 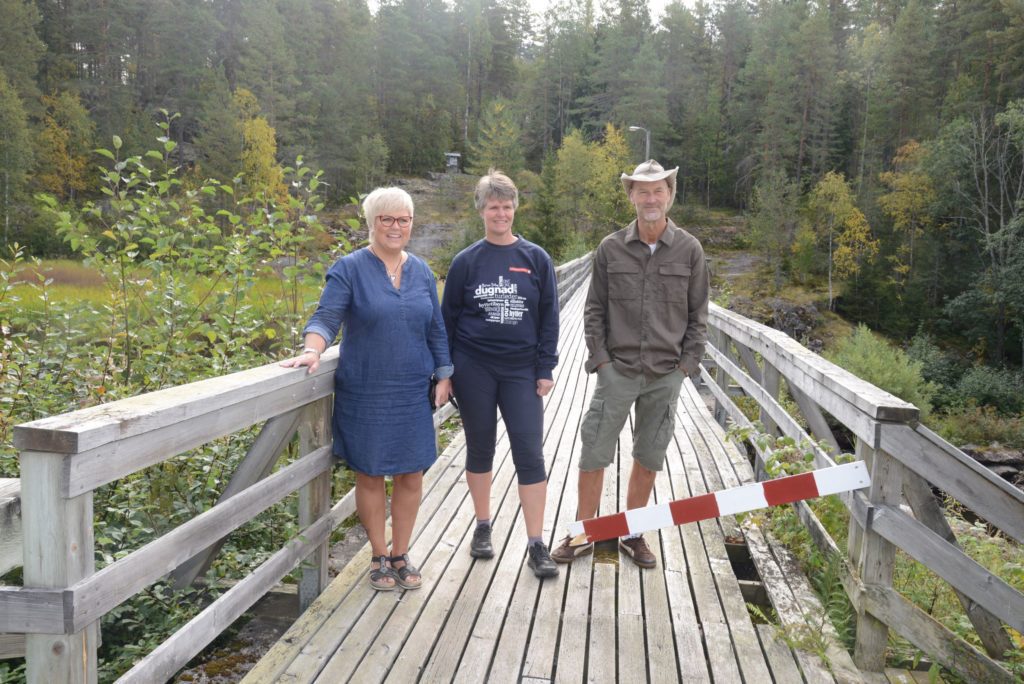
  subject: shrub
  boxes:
[826,324,937,419]
[906,332,965,396]
[932,405,1024,448]
[954,365,1024,415]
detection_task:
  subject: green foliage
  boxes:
[932,405,1024,449]
[467,99,525,177]
[0,70,33,246]
[954,365,1024,415]
[826,323,937,419]
[748,168,800,290]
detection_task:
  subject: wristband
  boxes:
[302,347,321,357]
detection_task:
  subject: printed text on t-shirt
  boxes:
[474,276,527,324]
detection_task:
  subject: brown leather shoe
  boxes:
[618,536,656,568]
[550,535,594,564]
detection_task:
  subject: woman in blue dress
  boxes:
[281,187,452,591]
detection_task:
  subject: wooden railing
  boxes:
[704,302,1024,683]
[0,253,592,684]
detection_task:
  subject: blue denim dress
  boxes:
[304,248,452,476]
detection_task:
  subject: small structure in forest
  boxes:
[444,152,461,173]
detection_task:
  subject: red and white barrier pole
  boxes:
[567,461,870,545]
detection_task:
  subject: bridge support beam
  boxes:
[21,451,98,684]
[853,445,903,671]
[298,396,332,611]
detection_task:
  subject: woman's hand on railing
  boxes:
[433,378,452,408]
[280,349,321,374]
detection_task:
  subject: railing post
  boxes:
[297,396,332,611]
[760,361,781,438]
[21,451,98,684]
[853,443,903,671]
[713,329,731,427]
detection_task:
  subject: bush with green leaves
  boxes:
[953,365,1024,415]
[1,118,355,681]
[826,324,938,419]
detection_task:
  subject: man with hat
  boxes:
[551,159,709,569]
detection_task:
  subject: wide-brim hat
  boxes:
[620,159,679,195]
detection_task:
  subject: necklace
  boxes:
[370,246,405,282]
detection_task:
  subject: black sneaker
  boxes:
[470,525,494,558]
[527,542,559,578]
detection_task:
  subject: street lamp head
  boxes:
[628,125,645,132]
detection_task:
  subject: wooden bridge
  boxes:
[1,255,1022,683]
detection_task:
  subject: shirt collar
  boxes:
[624,219,678,247]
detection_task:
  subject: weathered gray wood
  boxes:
[21,451,98,684]
[709,304,919,423]
[713,329,732,426]
[865,501,1024,635]
[69,447,332,631]
[0,632,25,659]
[116,482,358,684]
[0,586,65,633]
[172,407,305,590]
[589,562,617,683]
[298,398,332,611]
[859,585,1015,684]
[854,449,902,672]
[787,381,842,455]
[756,623,804,684]
[901,470,1013,658]
[704,346,838,471]
[761,361,781,439]
[14,348,340,456]
[0,478,22,575]
[879,423,1024,544]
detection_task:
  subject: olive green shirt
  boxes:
[584,219,709,379]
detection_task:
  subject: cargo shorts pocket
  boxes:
[652,403,676,452]
[580,398,605,447]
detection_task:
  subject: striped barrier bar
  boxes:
[566,460,870,545]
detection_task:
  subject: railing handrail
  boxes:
[704,304,1023,683]
[3,252,593,682]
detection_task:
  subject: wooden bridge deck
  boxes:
[240,282,923,684]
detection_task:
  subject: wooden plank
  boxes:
[879,423,1024,544]
[742,524,836,684]
[172,407,304,589]
[117,485,361,684]
[588,563,617,683]
[901,469,1013,658]
[70,447,332,631]
[653,445,709,683]
[298,398,332,611]
[788,382,842,455]
[14,347,340,455]
[756,623,804,683]
[295,443,473,681]
[21,451,98,684]
[865,502,1024,635]
[616,420,651,684]
[0,587,66,633]
[854,449,902,672]
[708,304,919,423]
[0,632,25,659]
[0,478,22,574]
[761,361,781,440]
[860,585,1015,684]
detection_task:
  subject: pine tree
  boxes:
[0,0,45,104]
[468,99,525,176]
[0,71,33,248]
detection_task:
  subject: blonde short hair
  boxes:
[362,187,414,233]
[474,169,519,211]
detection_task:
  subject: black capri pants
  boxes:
[452,349,546,485]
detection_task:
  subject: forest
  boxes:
[1,0,1023,678]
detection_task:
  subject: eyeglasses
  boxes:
[376,215,413,228]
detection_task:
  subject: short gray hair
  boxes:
[474,169,519,211]
[363,187,414,230]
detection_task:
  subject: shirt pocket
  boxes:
[608,261,640,300]
[656,263,691,302]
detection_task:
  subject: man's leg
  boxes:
[625,461,657,510]
[577,468,605,520]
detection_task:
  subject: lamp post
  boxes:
[628,125,650,160]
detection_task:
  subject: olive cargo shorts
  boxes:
[579,363,685,472]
